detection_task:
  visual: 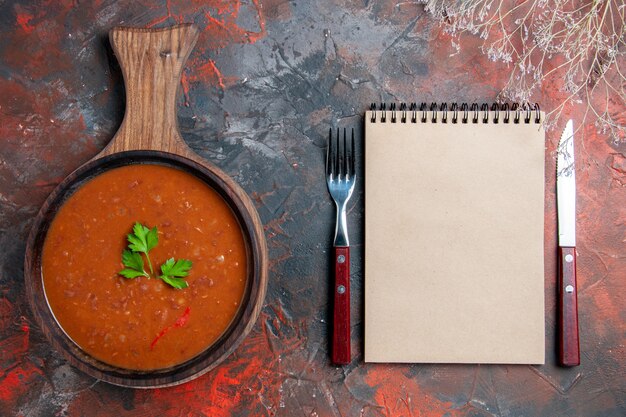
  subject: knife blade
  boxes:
[556,119,580,366]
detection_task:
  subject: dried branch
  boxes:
[425,0,626,144]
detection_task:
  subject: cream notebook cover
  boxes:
[364,104,545,364]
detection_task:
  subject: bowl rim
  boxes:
[24,150,268,388]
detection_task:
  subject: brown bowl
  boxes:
[23,25,268,387]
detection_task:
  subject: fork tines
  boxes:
[327,128,355,181]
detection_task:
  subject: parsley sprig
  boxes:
[119,222,193,289]
[127,222,158,274]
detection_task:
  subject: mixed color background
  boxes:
[0,1,624,416]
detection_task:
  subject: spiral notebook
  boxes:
[364,103,546,364]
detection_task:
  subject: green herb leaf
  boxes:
[128,222,159,253]
[160,275,189,289]
[160,258,193,277]
[119,249,148,279]
[119,268,148,279]
[159,258,192,289]
[126,222,158,274]
[122,249,144,271]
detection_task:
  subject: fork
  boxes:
[326,127,356,365]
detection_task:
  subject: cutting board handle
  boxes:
[100,24,199,156]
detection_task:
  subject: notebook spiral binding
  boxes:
[369,102,541,124]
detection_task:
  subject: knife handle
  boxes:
[558,246,580,366]
[332,246,351,365]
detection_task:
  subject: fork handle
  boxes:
[333,246,351,365]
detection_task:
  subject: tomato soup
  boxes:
[42,164,247,370]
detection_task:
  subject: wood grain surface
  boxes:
[102,24,198,156]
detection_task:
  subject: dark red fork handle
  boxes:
[333,246,351,365]
[559,246,580,366]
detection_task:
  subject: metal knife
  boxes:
[557,119,580,366]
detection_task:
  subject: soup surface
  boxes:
[42,164,247,370]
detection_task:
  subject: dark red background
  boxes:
[1,1,624,416]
